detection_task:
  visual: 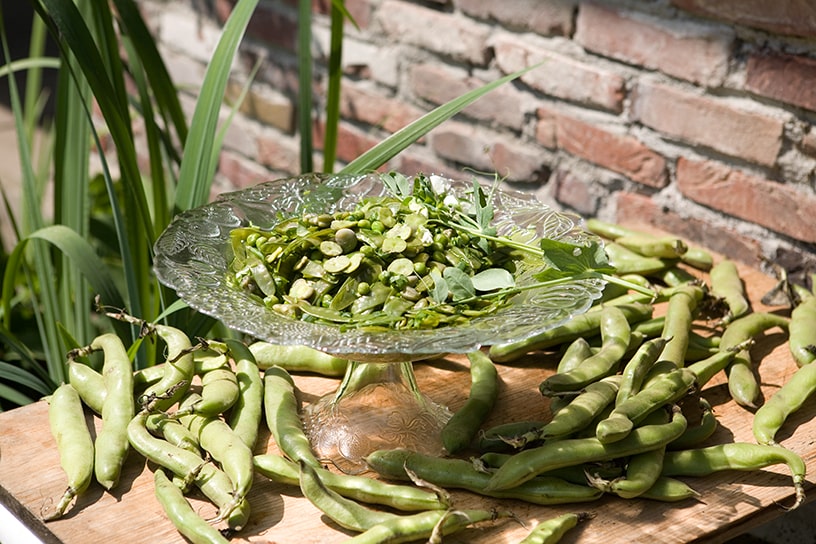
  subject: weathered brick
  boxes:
[219,149,273,190]
[313,0,373,28]
[455,0,575,36]
[154,3,221,62]
[339,83,425,134]
[313,120,383,167]
[226,81,294,134]
[746,53,816,112]
[676,158,816,244]
[535,106,558,149]
[376,0,491,65]
[615,192,763,268]
[392,152,465,181]
[257,131,301,175]
[246,2,297,51]
[429,122,547,182]
[631,80,784,167]
[553,169,600,217]
[670,0,816,38]
[575,3,733,87]
[555,114,668,188]
[408,63,527,130]
[492,34,626,112]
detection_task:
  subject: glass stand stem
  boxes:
[303,361,451,471]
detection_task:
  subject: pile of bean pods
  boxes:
[42,218,816,544]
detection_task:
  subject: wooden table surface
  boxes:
[1,243,814,544]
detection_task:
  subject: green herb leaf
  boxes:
[444,267,476,301]
[535,239,615,281]
[429,269,449,304]
[471,268,515,292]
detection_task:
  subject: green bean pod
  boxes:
[126,411,250,529]
[92,333,135,491]
[248,340,348,376]
[789,295,816,366]
[604,242,671,276]
[686,350,736,388]
[442,350,499,454]
[253,453,445,511]
[342,508,505,544]
[153,469,230,544]
[488,303,653,363]
[753,362,816,445]
[298,460,401,532]
[591,445,666,499]
[556,337,595,374]
[615,234,688,259]
[596,367,696,444]
[224,339,264,449]
[263,366,321,468]
[518,512,589,544]
[364,449,603,505]
[477,420,546,453]
[185,367,240,417]
[661,442,806,510]
[67,361,106,415]
[146,413,201,455]
[709,259,750,325]
[658,285,704,368]
[535,376,620,441]
[140,324,194,412]
[616,337,669,406]
[484,405,687,491]
[178,394,254,508]
[44,383,95,520]
[668,397,717,450]
[639,476,701,502]
[539,305,632,393]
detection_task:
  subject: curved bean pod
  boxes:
[518,512,589,544]
[263,366,321,468]
[753,362,816,446]
[477,420,546,453]
[67,361,106,415]
[661,442,806,510]
[668,397,717,450]
[153,469,230,544]
[616,337,669,406]
[140,324,194,412]
[44,383,95,520]
[146,413,201,455]
[536,376,620,441]
[709,259,750,325]
[441,349,499,454]
[342,508,505,544]
[224,339,264,449]
[248,340,348,376]
[789,295,816,367]
[483,405,687,491]
[658,285,704,368]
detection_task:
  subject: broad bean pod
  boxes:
[176,367,240,418]
[146,413,201,455]
[484,405,687,491]
[616,337,669,406]
[224,339,264,449]
[518,512,589,544]
[477,420,546,453]
[140,323,194,412]
[658,284,704,368]
[668,397,717,450]
[441,349,499,454]
[615,234,688,259]
[263,365,322,468]
[709,259,750,325]
[753,361,816,445]
[661,442,806,510]
[364,449,603,505]
[153,469,230,544]
[789,294,816,366]
[539,306,631,393]
[249,340,348,376]
[488,303,653,363]
[341,508,506,544]
[44,383,95,520]
[67,361,106,415]
[534,376,620,441]
[253,453,446,511]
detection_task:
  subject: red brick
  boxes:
[615,192,763,268]
[555,114,668,188]
[408,63,527,130]
[553,169,600,217]
[676,158,816,244]
[376,0,490,65]
[631,80,784,167]
[313,120,383,167]
[575,4,733,87]
[219,149,273,189]
[226,81,294,134]
[535,107,558,149]
[670,0,816,38]
[455,0,575,36]
[313,0,373,29]
[339,83,425,134]
[245,3,297,51]
[391,152,465,181]
[746,53,816,112]
[429,122,547,183]
[257,132,301,174]
[801,128,816,156]
[492,34,626,113]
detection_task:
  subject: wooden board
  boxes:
[1,242,815,544]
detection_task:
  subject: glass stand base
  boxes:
[302,361,452,472]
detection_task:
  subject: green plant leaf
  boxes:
[0,361,51,397]
[471,268,515,292]
[535,239,615,282]
[175,0,260,211]
[428,269,448,304]
[340,63,542,174]
[0,383,36,408]
[443,266,475,301]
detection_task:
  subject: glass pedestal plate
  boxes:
[153,173,605,468]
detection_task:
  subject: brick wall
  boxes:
[141,0,816,280]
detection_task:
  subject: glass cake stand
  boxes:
[153,173,605,468]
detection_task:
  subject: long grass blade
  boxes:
[0,362,51,397]
[297,0,313,173]
[340,64,541,175]
[174,0,260,211]
[322,2,343,173]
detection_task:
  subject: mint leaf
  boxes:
[534,239,615,282]
[444,267,475,301]
[471,268,515,292]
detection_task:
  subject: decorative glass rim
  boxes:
[153,173,606,362]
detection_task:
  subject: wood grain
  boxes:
[1,243,814,544]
